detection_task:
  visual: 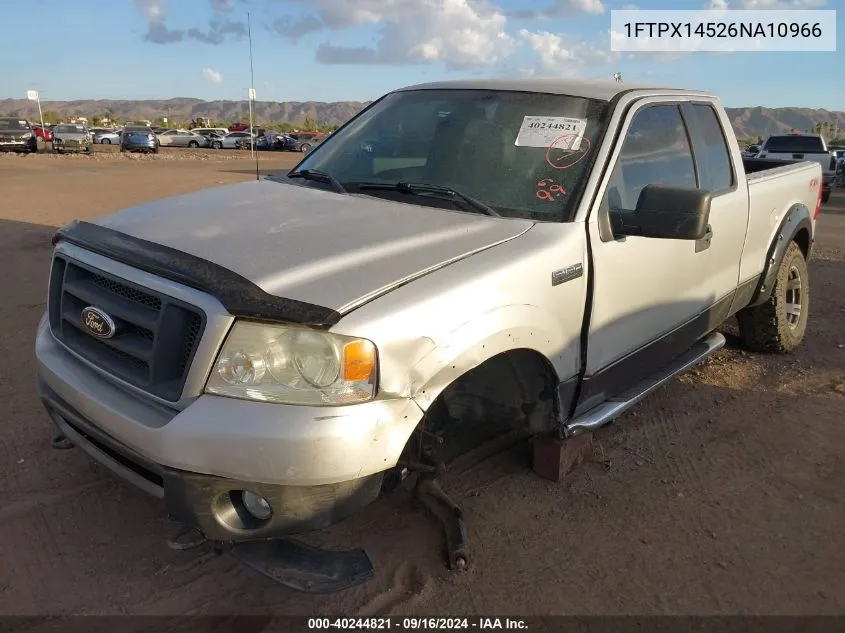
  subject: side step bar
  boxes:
[564,332,726,437]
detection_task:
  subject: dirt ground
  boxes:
[1,149,843,617]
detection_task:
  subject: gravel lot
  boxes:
[1,150,843,616]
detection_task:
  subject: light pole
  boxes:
[247,11,256,160]
[26,89,46,145]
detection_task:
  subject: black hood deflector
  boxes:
[53,220,342,327]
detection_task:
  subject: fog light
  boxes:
[241,491,272,520]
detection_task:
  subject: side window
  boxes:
[692,104,734,191]
[602,104,696,214]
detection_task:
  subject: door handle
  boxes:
[695,224,713,253]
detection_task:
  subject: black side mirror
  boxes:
[611,184,712,241]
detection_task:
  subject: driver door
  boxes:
[578,100,716,409]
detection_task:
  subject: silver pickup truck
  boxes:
[36,79,823,585]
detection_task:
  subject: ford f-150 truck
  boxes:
[36,79,822,586]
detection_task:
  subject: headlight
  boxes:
[204,321,378,406]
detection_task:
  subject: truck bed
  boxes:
[738,158,821,285]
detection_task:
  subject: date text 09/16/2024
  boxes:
[307,617,529,630]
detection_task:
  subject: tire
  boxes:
[737,241,809,353]
[300,143,311,153]
[103,138,111,145]
[188,140,199,148]
[821,190,830,204]
[212,141,222,150]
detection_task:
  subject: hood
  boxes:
[94,179,534,312]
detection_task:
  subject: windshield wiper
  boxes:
[287,169,347,194]
[356,181,500,217]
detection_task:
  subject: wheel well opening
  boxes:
[793,228,810,259]
[400,349,560,470]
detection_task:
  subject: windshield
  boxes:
[0,118,30,130]
[293,89,609,221]
[764,135,826,153]
[54,125,87,134]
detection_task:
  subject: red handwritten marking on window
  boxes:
[809,178,819,189]
[536,178,566,202]
[545,133,591,170]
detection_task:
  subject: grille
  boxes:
[48,255,207,402]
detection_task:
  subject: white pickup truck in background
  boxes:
[36,78,824,588]
[756,133,834,203]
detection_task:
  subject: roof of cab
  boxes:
[395,77,713,102]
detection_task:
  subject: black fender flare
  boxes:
[747,204,813,308]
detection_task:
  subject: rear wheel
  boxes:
[103,138,111,144]
[188,140,199,148]
[737,241,809,353]
[300,143,311,153]
[212,141,222,149]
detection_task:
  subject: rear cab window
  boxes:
[763,135,827,153]
[687,103,735,192]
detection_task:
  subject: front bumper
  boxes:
[53,143,91,152]
[0,139,35,151]
[35,310,424,539]
[40,378,383,540]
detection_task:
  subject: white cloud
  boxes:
[278,0,516,69]
[507,0,605,19]
[133,0,164,21]
[202,67,223,84]
[703,0,826,7]
[519,28,618,74]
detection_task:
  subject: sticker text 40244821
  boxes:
[514,116,588,151]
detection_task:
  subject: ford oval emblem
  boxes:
[81,306,116,339]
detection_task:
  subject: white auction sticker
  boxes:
[515,116,587,151]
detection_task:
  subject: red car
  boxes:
[33,126,53,142]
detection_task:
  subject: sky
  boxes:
[2,0,842,109]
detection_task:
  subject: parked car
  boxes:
[274,134,298,152]
[757,134,834,202]
[157,129,209,148]
[191,127,230,140]
[208,131,253,149]
[741,144,759,158]
[52,123,93,154]
[120,125,159,153]
[288,132,324,153]
[33,125,53,143]
[0,117,38,153]
[36,78,822,585]
[228,122,250,132]
[93,129,120,144]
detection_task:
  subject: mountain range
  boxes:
[1,97,843,140]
